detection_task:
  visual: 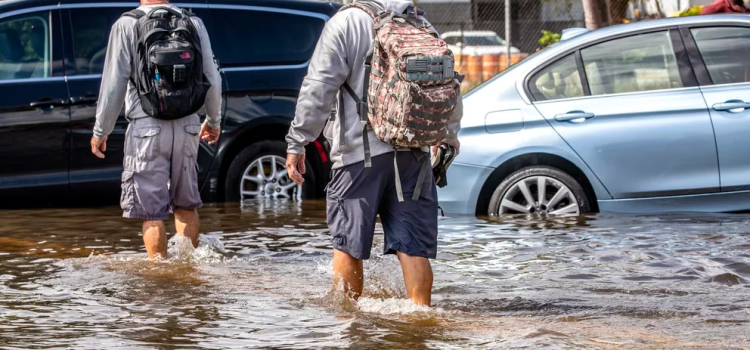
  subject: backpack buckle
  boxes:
[443,57,454,78]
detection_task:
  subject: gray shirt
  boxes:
[93,4,222,139]
[285,0,462,169]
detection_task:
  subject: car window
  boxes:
[691,27,750,85]
[69,8,128,75]
[530,54,583,101]
[465,36,503,46]
[444,36,461,45]
[0,12,51,80]
[581,31,682,95]
[444,35,503,46]
[208,8,324,67]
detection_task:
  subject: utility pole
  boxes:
[505,0,511,69]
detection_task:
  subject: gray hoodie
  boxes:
[285,0,462,169]
[93,4,222,139]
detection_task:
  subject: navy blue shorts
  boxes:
[325,151,439,260]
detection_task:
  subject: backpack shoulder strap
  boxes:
[121,9,146,19]
[337,1,383,168]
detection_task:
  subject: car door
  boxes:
[685,25,750,192]
[63,3,216,200]
[530,29,720,199]
[0,9,70,202]
[63,6,130,199]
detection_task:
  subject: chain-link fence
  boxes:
[330,0,707,92]
[415,0,659,92]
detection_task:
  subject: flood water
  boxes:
[0,200,749,349]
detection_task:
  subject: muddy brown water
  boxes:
[0,200,749,349]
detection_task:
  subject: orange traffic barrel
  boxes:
[453,53,462,72]
[482,54,500,80]
[466,54,482,83]
[454,53,469,76]
[498,54,510,71]
[511,53,527,64]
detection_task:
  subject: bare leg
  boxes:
[396,252,433,306]
[333,249,364,300]
[143,220,167,259]
[174,208,200,248]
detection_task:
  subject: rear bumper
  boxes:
[437,162,495,215]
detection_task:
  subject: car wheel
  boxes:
[224,140,315,202]
[488,166,591,216]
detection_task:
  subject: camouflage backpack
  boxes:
[339,1,462,201]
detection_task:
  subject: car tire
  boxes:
[488,166,591,216]
[224,140,316,202]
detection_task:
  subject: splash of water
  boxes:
[167,234,227,263]
[314,245,443,316]
[357,297,434,315]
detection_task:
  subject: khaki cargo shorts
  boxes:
[121,114,203,221]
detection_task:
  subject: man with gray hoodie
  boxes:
[91,0,222,259]
[285,0,462,306]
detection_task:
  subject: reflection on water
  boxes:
[0,200,749,349]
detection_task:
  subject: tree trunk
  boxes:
[582,0,602,30]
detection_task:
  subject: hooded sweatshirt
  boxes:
[285,0,463,169]
[93,4,222,139]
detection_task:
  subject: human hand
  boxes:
[200,122,220,144]
[285,152,306,185]
[91,135,108,159]
[432,139,460,156]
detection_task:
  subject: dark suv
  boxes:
[0,0,339,207]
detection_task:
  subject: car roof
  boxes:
[442,30,500,38]
[553,14,750,51]
[523,14,750,67]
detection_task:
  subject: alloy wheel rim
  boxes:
[240,155,300,200]
[499,176,579,215]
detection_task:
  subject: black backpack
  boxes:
[122,6,210,120]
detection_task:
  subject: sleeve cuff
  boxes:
[287,143,305,155]
[207,120,221,129]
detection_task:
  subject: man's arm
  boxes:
[285,13,354,156]
[194,17,221,130]
[93,20,132,140]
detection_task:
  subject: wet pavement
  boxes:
[0,200,749,349]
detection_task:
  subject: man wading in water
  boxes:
[286,0,463,305]
[91,0,222,259]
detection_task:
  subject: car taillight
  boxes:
[314,140,328,163]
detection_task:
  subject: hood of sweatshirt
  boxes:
[358,0,413,14]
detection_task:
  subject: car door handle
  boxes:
[554,111,596,122]
[712,100,750,112]
[30,98,69,109]
[70,95,98,105]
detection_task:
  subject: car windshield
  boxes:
[445,35,504,46]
